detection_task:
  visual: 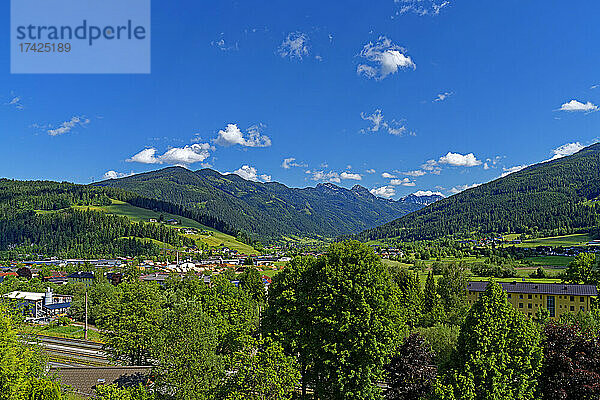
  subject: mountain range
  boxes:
[358,143,600,241]
[95,167,442,239]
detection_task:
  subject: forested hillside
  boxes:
[359,143,600,241]
[0,180,194,258]
[95,167,425,239]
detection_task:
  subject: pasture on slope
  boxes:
[72,199,257,255]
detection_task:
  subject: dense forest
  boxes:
[95,166,426,239]
[0,180,195,258]
[359,143,600,241]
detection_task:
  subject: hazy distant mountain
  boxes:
[95,167,425,239]
[358,143,600,242]
[401,192,445,206]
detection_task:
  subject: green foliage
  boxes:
[154,300,223,399]
[94,384,154,400]
[529,267,548,279]
[436,263,469,325]
[421,271,444,327]
[0,304,58,400]
[264,241,405,400]
[563,252,599,284]
[97,280,164,365]
[470,262,516,278]
[96,166,423,239]
[217,338,300,400]
[24,377,61,400]
[416,324,460,371]
[389,267,422,328]
[439,281,543,400]
[239,267,266,304]
[359,143,600,241]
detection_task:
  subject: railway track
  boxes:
[22,334,113,366]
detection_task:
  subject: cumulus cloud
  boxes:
[547,142,585,161]
[102,170,134,180]
[382,172,396,179]
[231,165,271,182]
[370,185,396,198]
[412,190,444,197]
[340,172,362,180]
[127,143,213,166]
[307,170,341,183]
[357,36,415,81]
[449,183,481,194]
[366,169,376,174]
[214,124,271,147]
[281,157,307,169]
[403,170,427,177]
[390,178,415,186]
[421,160,441,174]
[438,152,482,167]
[559,100,598,113]
[360,109,411,136]
[47,116,90,136]
[434,91,453,102]
[395,0,450,16]
[278,32,309,60]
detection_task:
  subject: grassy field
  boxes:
[516,233,592,248]
[72,199,257,254]
[524,255,574,267]
[21,324,102,342]
[381,258,563,284]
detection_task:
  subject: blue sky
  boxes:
[2,0,600,199]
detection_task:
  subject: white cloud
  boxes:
[231,165,271,182]
[390,178,415,186]
[381,172,396,179]
[214,123,272,147]
[6,94,24,110]
[278,32,309,60]
[307,170,341,183]
[591,84,599,90]
[548,142,585,161]
[421,160,441,174]
[449,183,481,194]
[395,0,450,16]
[211,34,238,51]
[366,169,376,174]
[361,110,385,132]
[281,157,307,169]
[412,190,444,197]
[438,152,482,167]
[370,185,396,198]
[47,116,90,136]
[559,100,598,113]
[357,36,415,81]
[127,148,160,164]
[500,165,529,178]
[340,172,362,180]
[102,170,134,180]
[127,143,213,166]
[434,91,453,102]
[403,170,426,177]
[360,109,411,136]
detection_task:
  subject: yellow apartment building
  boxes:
[466,281,597,319]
